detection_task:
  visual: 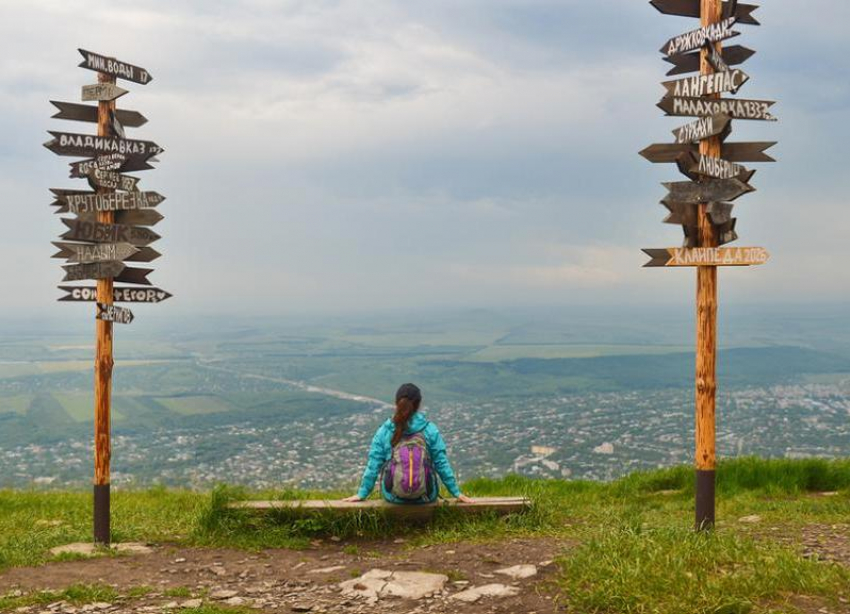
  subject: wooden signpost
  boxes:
[46,50,169,546]
[641,0,775,531]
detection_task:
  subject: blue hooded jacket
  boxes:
[356,412,462,502]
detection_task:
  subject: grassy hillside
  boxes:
[1,458,849,613]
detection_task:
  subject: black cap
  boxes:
[395,383,422,403]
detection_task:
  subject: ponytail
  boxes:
[391,397,420,447]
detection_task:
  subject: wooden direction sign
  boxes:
[683,220,738,248]
[642,247,769,268]
[664,45,755,76]
[124,247,161,263]
[62,261,124,282]
[44,131,163,159]
[75,209,164,227]
[662,69,749,98]
[82,83,128,102]
[96,303,134,325]
[640,141,777,164]
[51,102,148,128]
[70,156,154,178]
[78,49,152,85]
[61,218,160,246]
[658,96,777,121]
[59,191,165,215]
[86,168,139,192]
[52,241,139,264]
[687,152,755,181]
[663,201,735,226]
[663,178,753,205]
[672,114,731,144]
[59,286,173,304]
[650,0,760,26]
[661,16,739,57]
[707,47,730,73]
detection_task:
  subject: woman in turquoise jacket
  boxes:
[344,383,473,504]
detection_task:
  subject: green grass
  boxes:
[0,584,119,611]
[0,458,848,614]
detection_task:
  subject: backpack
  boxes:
[382,430,435,501]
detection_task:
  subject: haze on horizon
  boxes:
[1,0,848,318]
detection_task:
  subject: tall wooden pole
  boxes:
[94,71,116,546]
[695,0,722,531]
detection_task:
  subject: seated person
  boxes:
[344,383,473,504]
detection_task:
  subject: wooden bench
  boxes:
[228,497,531,521]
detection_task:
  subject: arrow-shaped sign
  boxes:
[650,0,759,25]
[50,101,148,128]
[639,141,777,164]
[61,218,161,246]
[643,246,769,267]
[662,69,749,98]
[662,201,735,226]
[663,178,753,206]
[96,303,135,325]
[81,83,128,102]
[44,131,163,159]
[661,16,739,57]
[75,210,165,227]
[123,247,161,263]
[664,45,755,76]
[688,152,755,182]
[70,156,154,178]
[114,266,154,285]
[78,49,152,85]
[658,96,777,121]
[672,113,732,144]
[86,168,139,192]
[62,261,125,282]
[58,191,165,215]
[52,241,139,264]
[59,286,173,304]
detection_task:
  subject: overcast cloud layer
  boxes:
[1,0,848,317]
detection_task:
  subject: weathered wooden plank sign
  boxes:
[662,69,749,98]
[82,83,128,102]
[658,96,777,121]
[639,141,776,164]
[124,247,161,263]
[60,218,161,246]
[672,114,731,144]
[75,209,165,227]
[96,303,134,325]
[70,156,155,178]
[86,168,139,192]
[62,261,125,282]
[663,178,753,205]
[688,153,755,181]
[642,247,769,267]
[44,131,163,159]
[78,49,152,85]
[650,0,760,25]
[59,191,165,214]
[661,16,739,56]
[663,201,736,227]
[664,45,755,76]
[58,286,173,303]
[114,266,154,286]
[52,241,139,264]
[707,47,730,73]
[50,102,148,128]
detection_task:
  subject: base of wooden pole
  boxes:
[695,469,716,531]
[94,484,110,546]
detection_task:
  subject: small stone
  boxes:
[224,597,246,606]
[452,584,521,603]
[445,550,456,555]
[209,566,228,577]
[309,566,347,574]
[162,602,179,609]
[393,538,406,544]
[738,515,762,524]
[330,536,342,542]
[495,565,537,580]
[174,558,187,564]
[291,605,314,612]
[180,600,202,609]
[539,560,554,567]
[210,590,238,600]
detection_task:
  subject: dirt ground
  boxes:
[0,537,570,614]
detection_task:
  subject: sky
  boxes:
[0,0,848,317]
